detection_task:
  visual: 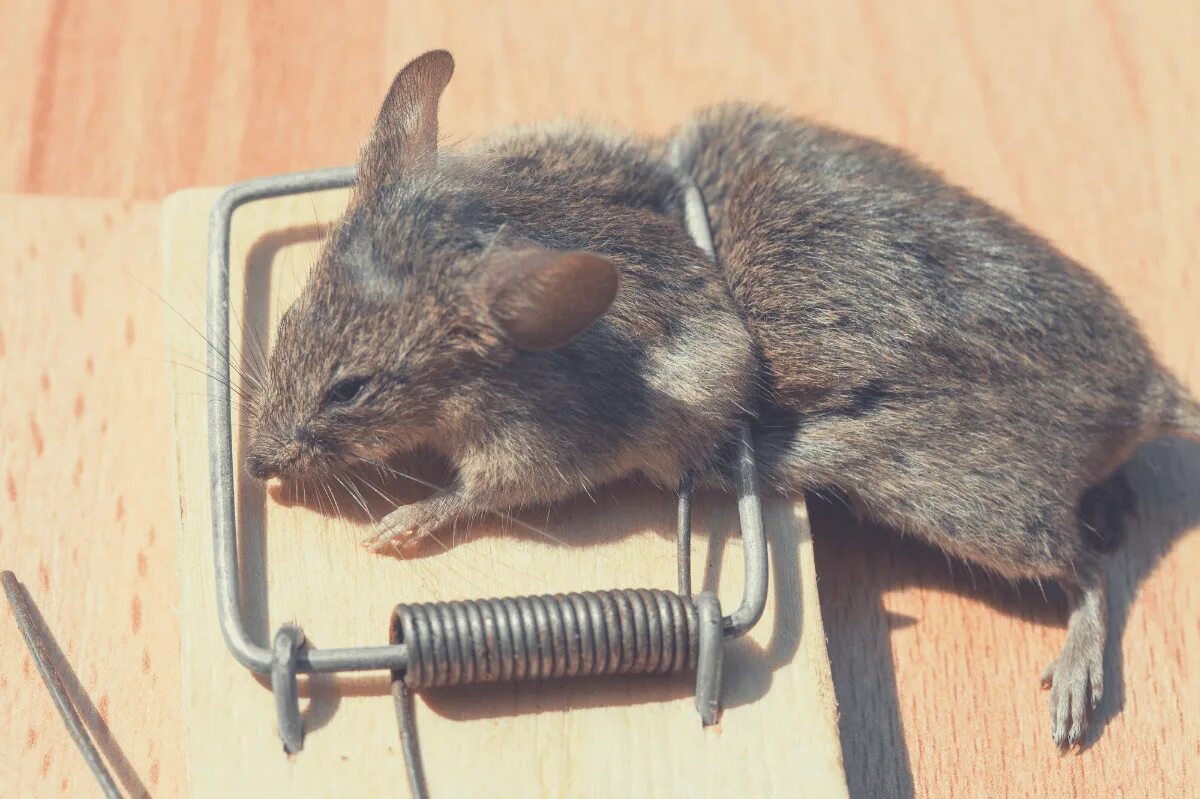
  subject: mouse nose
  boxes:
[246,454,280,481]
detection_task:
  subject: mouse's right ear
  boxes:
[358,50,455,189]
[478,248,619,352]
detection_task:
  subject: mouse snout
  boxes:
[246,452,282,481]
[245,435,315,482]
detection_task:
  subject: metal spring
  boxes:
[392,589,699,689]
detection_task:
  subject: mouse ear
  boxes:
[479,249,619,352]
[359,50,455,188]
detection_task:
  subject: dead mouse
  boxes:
[244,50,1200,750]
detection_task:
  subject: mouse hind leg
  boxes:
[1042,469,1134,749]
[1042,561,1106,750]
[766,419,1129,747]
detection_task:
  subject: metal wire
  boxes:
[391,678,429,799]
[392,589,699,690]
[693,592,725,725]
[725,424,769,638]
[271,625,305,754]
[676,472,694,597]
[1,571,122,799]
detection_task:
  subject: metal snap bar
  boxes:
[271,625,306,754]
[206,167,770,775]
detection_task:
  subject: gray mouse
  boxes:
[244,50,1200,749]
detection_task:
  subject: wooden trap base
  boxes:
[162,187,848,798]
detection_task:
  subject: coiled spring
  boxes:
[392,589,699,689]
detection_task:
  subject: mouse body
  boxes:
[246,51,1200,749]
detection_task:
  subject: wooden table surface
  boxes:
[2,2,1197,797]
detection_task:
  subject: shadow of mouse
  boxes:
[815,437,1200,799]
[263,459,810,727]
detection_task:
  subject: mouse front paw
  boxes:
[360,489,474,556]
[362,507,430,554]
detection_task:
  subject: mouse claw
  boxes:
[1040,660,1057,689]
[359,533,391,553]
[361,524,426,554]
[389,533,424,554]
[363,503,441,554]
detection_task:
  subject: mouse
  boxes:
[244,50,1200,750]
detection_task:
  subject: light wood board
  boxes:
[0,195,181,798]
[161,187,849,798]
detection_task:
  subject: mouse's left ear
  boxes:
[359,50,455,189]
[478,248,619,352]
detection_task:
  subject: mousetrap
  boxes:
[162,168,849,798]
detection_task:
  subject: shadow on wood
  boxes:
[817,437,1200,799]
[235,223,332,650]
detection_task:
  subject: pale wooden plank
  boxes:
[0,195,183,797]
[0,0,389,198]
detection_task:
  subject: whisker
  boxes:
[157,358,256,403]
[333,473,372,520]
[229,291,270,377]
[129,271,262,389]
[322,480,342,521]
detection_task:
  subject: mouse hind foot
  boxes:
[1042,565,1107,751]
[1041,466,1137,749]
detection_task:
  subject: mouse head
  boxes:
[245,51,619,482]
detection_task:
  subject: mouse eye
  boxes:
[324,376,369,408]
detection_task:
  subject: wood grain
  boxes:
[0,196,182,797]
[161,188,847,798]
[2,1,1198,796]
[0,0,387,199]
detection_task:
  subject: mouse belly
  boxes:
[753,391,1132,582]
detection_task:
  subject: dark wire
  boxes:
[676,471,694,597]
[391,675,429,799]
[1,570,122,798]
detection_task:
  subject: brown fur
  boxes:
[246,52,1200,749]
